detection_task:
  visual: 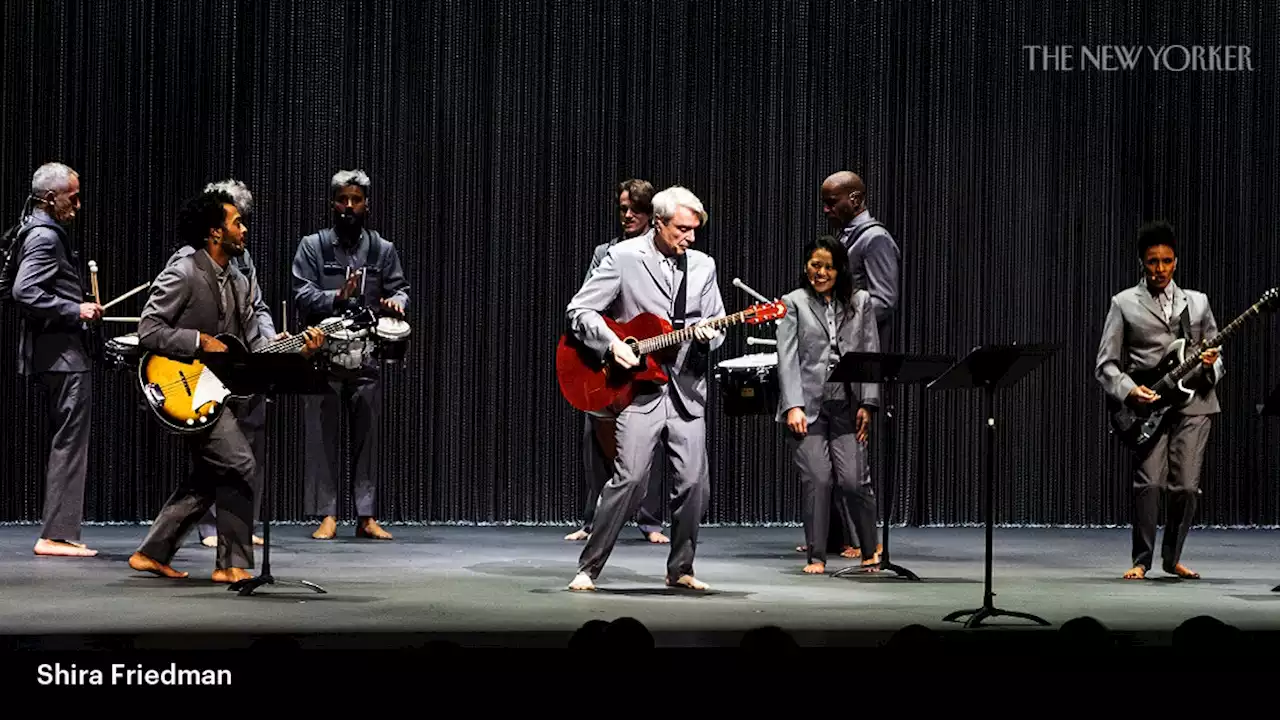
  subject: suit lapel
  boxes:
[803,293,832,341]
[1171,286,1188,329]
[192,249,224,320]
[640,245,672,301]
[1132,284,1168,329]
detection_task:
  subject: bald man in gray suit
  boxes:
[1096,221,1223,581]
[565,185,725,592]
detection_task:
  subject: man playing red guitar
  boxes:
[564,185,725,592]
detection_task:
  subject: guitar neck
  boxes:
[636,311,746,355]
[259,317,349,354]
[1158,299,1263,387]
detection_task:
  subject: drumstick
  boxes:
[88,260,101,304]
[101,317,141,322]
[746,337,777,346]
[102,282,151,310]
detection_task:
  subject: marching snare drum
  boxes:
[104,333,141,370]
[714,352,779,416]
[373,316,411,364]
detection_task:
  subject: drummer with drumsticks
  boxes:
[291,169,409,541]
[774,235,881,575]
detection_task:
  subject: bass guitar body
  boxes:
[137,334,250,433]
[1107,338,1197,451]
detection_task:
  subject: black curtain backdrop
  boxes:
[1,1,1277,529]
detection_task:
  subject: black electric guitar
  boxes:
[1108,287,1279,450]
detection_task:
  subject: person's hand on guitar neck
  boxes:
[1200,347,1220,366]
[299,327,325,358]
[610,338,639,368]
[1128,385,1160,404]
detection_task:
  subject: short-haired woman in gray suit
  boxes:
[775,236,882,574]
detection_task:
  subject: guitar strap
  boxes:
[1178,305,1192,342]
[672,253,688,329]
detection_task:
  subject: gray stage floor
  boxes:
[2,524,1280,648]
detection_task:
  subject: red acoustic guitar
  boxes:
[556,301,787,412]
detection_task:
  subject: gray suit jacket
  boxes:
[775,287,880,423]
[1095,279,1224,416]
[566,233,726,418]
[12,209,89,375]
[167,245,276,338]
[138,248,267,358]
[839,211,900,351]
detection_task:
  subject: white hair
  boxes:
[330,169,370,197]
[652,185,707,225]
[204,178,253,214]
[31,162,77,198]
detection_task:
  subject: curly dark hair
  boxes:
[177,190,235,249]
[1137,220,1176,257]
[797,235,855,308]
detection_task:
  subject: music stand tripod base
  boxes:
[229,575,327,596]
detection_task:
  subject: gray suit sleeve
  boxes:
[1199,299,1225,384]
[12,230,80,324]
[567,247,623,358]
[856,293,880,408]
[241,253,276,338]
[380,242,410,311]
[138,264,201,357]
[695,258,727,353]
[583,244,607,284]
[862,232,899,326]
[291,236,339,318]
[775,294,805,417]
[1095,297,1136,403]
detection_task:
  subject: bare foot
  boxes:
[841,546,860,559]
[201,536,217,547]
[667,575,709,591]
[1164,563,1200,579]
[564,529,589,541]
[312,516,337,539]
[253,535,263,546]
[1123,566,1146,580]
[796,545,808,553]
[212,568,253,583]
[803,562,825,574]
[356,517,392,539]
[128,552,188,578]
[860,559,880,573]
[34,538,98,557]
[646,531,670,544]
[568,572,595,591]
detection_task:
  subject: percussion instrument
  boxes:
[714,352,778,416]
[104,333,141,370]
[373,316,411,363]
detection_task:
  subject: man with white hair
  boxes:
[292,169,409,540]
[565,185,725,591]
[9,162,102,556]
[163,179,275,548]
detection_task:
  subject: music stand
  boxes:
[826,352,956,580]
[1260,384,1280,592]
[201,352,334,597]
[928,343,1057,628]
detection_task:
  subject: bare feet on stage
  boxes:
[666,575,709,591]
[1164,563,1200,579]
[201,536,263,547]
[33,538,97,557]
[646,530,670,544]
[311,516,393,539]
[356,517,392,539]
[564,529,589,541]
[803,562,825,574]
[796,544,879,559]
[211,568,253,583]
[1123,566,1146,579]
[568,572,595,591]
[128,552,188,578]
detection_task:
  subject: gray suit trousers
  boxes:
[37,371,92,542]
[791,399,878,565]
[1132,413,1211,571]
[303,374,382,518]
[197,394,265,538]
[579,414,664,536]
[577,392,709,581]
[137,409,256,569]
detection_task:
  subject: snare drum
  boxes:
[104,333,141,370]
[714,352,779,416]
[373,316,411,364]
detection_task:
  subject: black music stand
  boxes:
[929,343,1056,628]
[201,352,334,597]
[1260,384,1280,592]
[826,352,956,580]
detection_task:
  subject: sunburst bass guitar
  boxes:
[137,311,372,433]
